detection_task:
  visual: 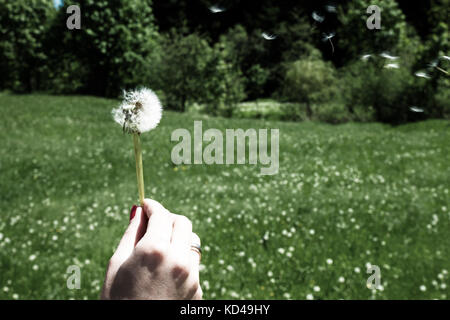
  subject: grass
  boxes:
[0,93,449,300]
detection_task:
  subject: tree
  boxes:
[53,0,160,97]
[0,0,55,92]
[155,32,245,114]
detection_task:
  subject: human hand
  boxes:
[101,199,202,300]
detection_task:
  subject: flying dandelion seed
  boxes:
[428,59,439,69]
[415,71,431,79]
[384,63,399,69]
[312,11,325,23]
[361,54,372,61]
[380,52,399,60]
[262,32,277,40]
[325,5,337,13]
[209,5,225,13]
[410,106,424,113]
[441,56,450,61]
[322,32,335,53]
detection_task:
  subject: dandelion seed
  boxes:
[312,11,325,23]
[322,32,335,53]
[384,63,399,69]
[209,5,225,13]
[380,52,399,60]
[415,71,431,79]
[325,5,337,13]
[441,56,450,61]
[262,32,277,40]
[361,54,372,61]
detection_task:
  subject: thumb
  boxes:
[112,206,147,265]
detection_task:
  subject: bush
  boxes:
[282,50,339,118]
[341,57,417,124]
[311,103,352,124]
[281,103,309,122]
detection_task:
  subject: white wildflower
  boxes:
[112,88,162,134]
[306,293,314,300]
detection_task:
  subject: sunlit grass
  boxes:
[0,94,449,300]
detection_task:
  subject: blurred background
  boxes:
[0,0,449,300]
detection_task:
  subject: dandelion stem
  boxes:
[133,133,145,206]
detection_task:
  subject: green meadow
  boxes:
[0,94,449,299]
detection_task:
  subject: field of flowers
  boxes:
[0,93,449,300]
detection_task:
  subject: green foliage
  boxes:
[336,0,408,64]
[341,58,416,123]
[282,50,339,118]
[0,0,55,92]
[53,0,160,97]
[155,32,245,116]
[435,77,450,119]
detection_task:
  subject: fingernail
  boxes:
[130,205,138,221]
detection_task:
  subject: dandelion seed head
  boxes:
[112,87,162,134]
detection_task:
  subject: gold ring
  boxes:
[190,243,202,260]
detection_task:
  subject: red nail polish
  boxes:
[130,205,138,221]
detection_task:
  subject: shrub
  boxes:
[311,103,352,124]
[341,58,416,124]
[282,50,339,118]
